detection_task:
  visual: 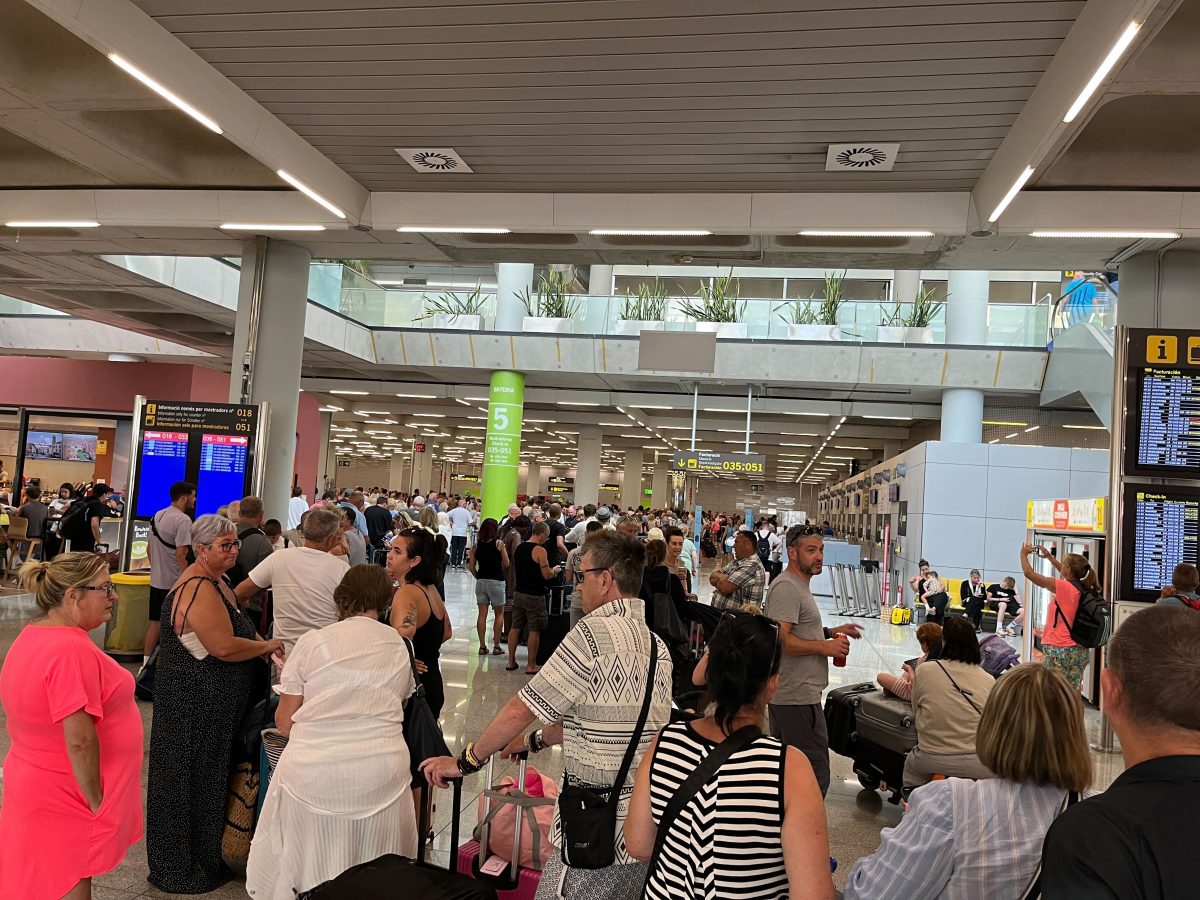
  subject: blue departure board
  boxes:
[135,431,189,518]
[196,434,250,517]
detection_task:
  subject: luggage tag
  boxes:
[479,854,510,876]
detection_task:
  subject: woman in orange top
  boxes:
[1019,544,1097,690]
[0,553,143,899]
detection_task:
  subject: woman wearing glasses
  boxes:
[0,553,143,900]
[146,514,283,894]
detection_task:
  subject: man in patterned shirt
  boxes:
[422,531,672,899]
[708,530,767,611]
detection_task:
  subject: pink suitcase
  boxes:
[453,755,543,900]
[457,841,541,900]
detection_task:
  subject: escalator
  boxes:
[1039,276,1117,428]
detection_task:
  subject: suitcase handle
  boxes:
[477,752,529,885]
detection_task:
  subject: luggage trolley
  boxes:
[830,564,852,616]
[860,560,882,618]
[851,566,874,617]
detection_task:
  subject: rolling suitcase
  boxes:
[456,755,543,900]
[853,691,918,755]
[822,682,877,757]
[890,607,911,626]
[535,585,571,666]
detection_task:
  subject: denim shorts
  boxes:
[475,578,506,608]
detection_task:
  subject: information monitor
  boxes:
[1120,482,1200,601]
[135,431,189,518]
[1127,365,1200,477]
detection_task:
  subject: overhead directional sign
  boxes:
[672,450,766,475]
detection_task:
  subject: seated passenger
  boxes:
[625,614,835,900]
[987,575,1024,636]
[1156,562,1200,609]
[877,622,942,702]
[921,570,950,625]
[845,663,1092,900]
[904,616,994,788]
[1041,606,1200,898]
[247,565,417,900]
[961,569,988,631]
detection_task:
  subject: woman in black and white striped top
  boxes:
[625,614,835,900]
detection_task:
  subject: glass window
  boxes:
[989,281,1033,303]
[735,277,785,300]
[1035,281,1061,303]
[920,280,949,302]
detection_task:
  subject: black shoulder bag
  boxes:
[645,725,760,885]
[558,642,658,869]
[401,637,450,790]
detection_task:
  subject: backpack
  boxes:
[57,498,91,540]
[223,525,264,587]
[978,634,1020,678]
[756,533,772,564]
[1054,582,1111,649]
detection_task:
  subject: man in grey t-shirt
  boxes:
[145,481,196,667]
[765,526,861,796]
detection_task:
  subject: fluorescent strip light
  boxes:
[107,53,223,134]
[395,393,438,399]
[799,230,933,237]
[988,165,1035,223]
[397,226,511,234]
[329,389,369,395]
[557,401,600,407]
[982,420,1028,427]
[589,229,712,236]
[276,170,346,219]
[354,409,389,415]
[1024,426,1041,433]
[1005,432,1020,439]
[629,404,673,409]
[834,445,869,450]
[1063,22,1141,123]
[862,415,912,421]
[5,220,100,228]
[411,413,445,418]
[317,405,343,412]
[221,223,326,231]
[1062,424,1108,430]
[1028,230,1179,240]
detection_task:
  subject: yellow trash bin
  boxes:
[106,571,151,660]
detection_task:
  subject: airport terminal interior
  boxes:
[2,0,1200,898]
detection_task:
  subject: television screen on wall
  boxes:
[61,433,98,462]
[889,483,901,502]
[25,431,64,459]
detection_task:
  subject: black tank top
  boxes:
[475,540,504,581]
[514,541,547,595]
[411,584,444,666]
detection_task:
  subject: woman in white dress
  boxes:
[246,564,417,900]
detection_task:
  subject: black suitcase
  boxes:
[852,738,908,804]
[823,682,877,757]
[854,691,918,756]
[535,584,572,666]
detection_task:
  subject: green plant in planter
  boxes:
[677,271,745,323]
[620,277,668,321]
[416,286,487,322]
[517,271,580,319]
[775,269,847,327]
[880,287,945,328]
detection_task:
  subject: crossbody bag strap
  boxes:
[401,635,427,693]
[1017,790,1079,900]
[607,638,659,811]
[646,725,761,882]
[149,512,176,550]
[934,661,983,715]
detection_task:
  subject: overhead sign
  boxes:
[600,483,621,491]
[548,475,574,486]
[413,442,427,453]
[1027,498,1106,532]
[548,485,571,493]
[672,450,766,475]
[450,472,480,482]
[750,483,764,492]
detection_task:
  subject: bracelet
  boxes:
[456,741,485,776]
[526,730,544,754]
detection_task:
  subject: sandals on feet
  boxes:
[505,663,519,671]
[492,645,503,655]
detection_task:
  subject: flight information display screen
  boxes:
[135,431,189,518]
[196,434,250,517]
[1132,366,1200,475]
[1122,483,1200,599]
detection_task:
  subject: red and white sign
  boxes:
[201,434,249,446]
[144,431,188,442]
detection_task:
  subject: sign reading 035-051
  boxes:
[672,450,767,475]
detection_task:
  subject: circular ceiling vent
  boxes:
[395,148,475,174]
[835,147,889,168]
[825,143,899,172]
[411,151,458,171]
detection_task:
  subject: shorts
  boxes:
[512,591,548,633]
[1042,644,1090,690]
[475,579,506,608]
[149,585,169,622]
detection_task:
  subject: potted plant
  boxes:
[776,270,845,340]
[616,278,668,334]
[678,271,747,338]
[877,287,944,343]
[518,271,579,333]
[416,286,487,330]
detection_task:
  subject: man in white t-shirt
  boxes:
[447,499,472,570]
[234,507,348,654]
[287,485,308,531]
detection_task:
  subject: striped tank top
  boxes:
[646,721,789,900]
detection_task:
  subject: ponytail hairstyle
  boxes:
[1063,553,1100,592]
[18,552,110,614]
[702,614,782,736]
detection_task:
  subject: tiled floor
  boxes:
[0,564,1126,897]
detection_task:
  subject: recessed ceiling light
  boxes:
[397,226,511,234]
[221,223,326,231]
[1063,424,1107,430]
[394,392,439,399]
[629,404,673,410]
[412,412,445,418]
[557,401,601,407]
[988,165,1035,223]
[1063,21,1141,123]
[329,389,369,395]
[982,420,1028,427]
[1024,425,1041,433]
[276,170,346,219]
[1028,230,1180,240]
[862,415,913,421]
[5,220,101,228]
[107,53,223,134]
[589,229,713,236]
[354,409,389,415]
[317,405,343,412]
[799,230,933,237]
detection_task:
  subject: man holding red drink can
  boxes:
[765,525,862,797]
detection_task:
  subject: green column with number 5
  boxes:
[481,369,526,521]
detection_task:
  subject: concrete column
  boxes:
[525,461,541,497]
[575,425,602,506]
[883,439,903,460]
[589,265,614,295]
[651,457,670,507]
[410,442,435,494]
[230,238,310,521]
[389,453,409,492]
[315,412,333,496]
[892,269,921,303]
[621,448,645,510]
[495,263,534,332]
[941,270,989,443]
[1118,249,1200,329]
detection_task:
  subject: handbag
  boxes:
[221,759,259,871]
[1017,790,1079,899]
[645,725,760,885]
[134,644,158,701]
[402,637,450,789]
[557,642,658,869]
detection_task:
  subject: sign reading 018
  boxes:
[672,450,767,475]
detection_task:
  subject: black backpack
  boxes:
[1055,582,1112,649]
[756,532,772,564]
[224,525,264,587]
[58,498,91,540]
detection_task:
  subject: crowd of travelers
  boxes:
[2,477,1198,900]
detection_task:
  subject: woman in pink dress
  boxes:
[0,552,144,899]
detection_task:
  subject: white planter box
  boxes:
[877,325,935,344]
[431,313,481,331]
[695,322,748,338]
[615,319,665,335]
[522,316,573,334]
[786,324,841,341]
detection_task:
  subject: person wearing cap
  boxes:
[63,483,113,553]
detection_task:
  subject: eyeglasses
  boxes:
[579,567,610,579]
[80,583,117,596]
[208,540,241,552]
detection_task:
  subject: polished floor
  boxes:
[0,562,1126,898]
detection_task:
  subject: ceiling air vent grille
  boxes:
[395,148,474,174]
[826,143,899,172]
